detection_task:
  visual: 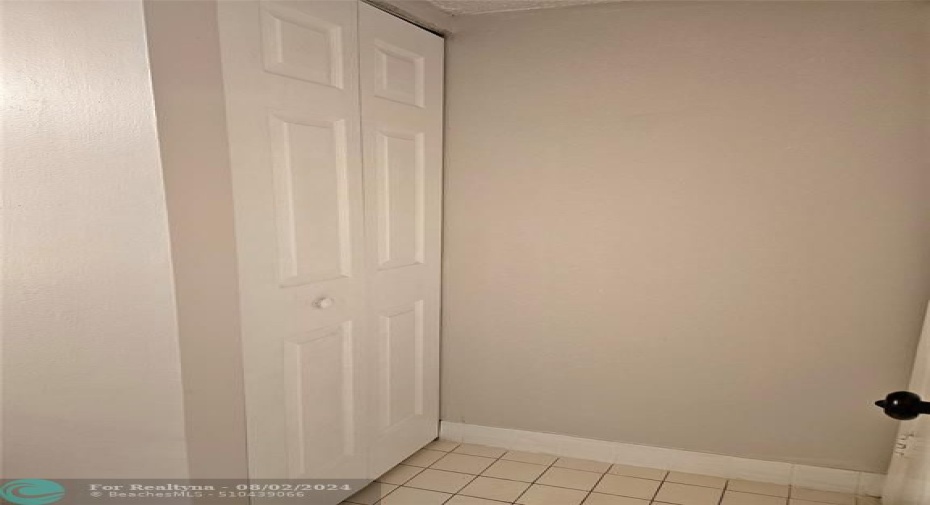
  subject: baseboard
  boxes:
[439,421,884,497]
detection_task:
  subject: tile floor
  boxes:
[343,440,882,505]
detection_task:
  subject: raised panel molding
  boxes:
[373,40,424,107]
[268,113,352,286]
[261,3,344,87]
[378,301,425,431]
[284,322,357,477]
[375,129,425,271]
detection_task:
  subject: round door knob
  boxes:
[875,391,930,420]
[313,297,334,309]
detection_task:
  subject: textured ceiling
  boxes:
[426,0,618,16]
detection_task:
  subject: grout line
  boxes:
[653,469,670,503]
[582,466,611,505]
[716,476,729,505]
[511,448,562,504]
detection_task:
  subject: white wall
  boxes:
[2,0,189,477]
[144,0,249,480]
[443,1,930,473]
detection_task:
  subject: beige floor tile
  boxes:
[404,449,448,468]
[583,492,651,505]
[791,501,844,505]
[459,476,531,502]
[721,490,789,505]
[482,459,549,482]
[537,466,603,491]
[377,464,425,485]
[593,474,661,500]
[453,443,508,458]
[554,457,612,473]
[378,486,451,505]
[791,488,856,505]
[344,483,397,505]
[727,480,790,498]
[446,495,511,505]
[405,468,475,493]
[431,453,497,475]
[608,463,667,481]
[516,484,589,505]
[426,439,461,452]
[665,471,727,489]
[654,482,724,505]
[856,497,881,505]
[503,450,559,466]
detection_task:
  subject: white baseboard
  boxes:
[440,421,885,497]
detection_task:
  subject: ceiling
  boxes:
[426,0,618,16]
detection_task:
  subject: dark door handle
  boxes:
[875,391,930,420]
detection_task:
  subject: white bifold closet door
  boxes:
[217,0,443,488]
[359,2,444,477]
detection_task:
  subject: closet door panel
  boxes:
[218,0,368,486]
[359,2,444,477]
[374,129,426,271]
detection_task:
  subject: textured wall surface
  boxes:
[2,0,189,477]
[442,1,930,472]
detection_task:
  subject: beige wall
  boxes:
[442,1,930,472]
[144,0,249,480]
[1,0,189,477]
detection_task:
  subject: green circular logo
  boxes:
[0,480,65,505]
